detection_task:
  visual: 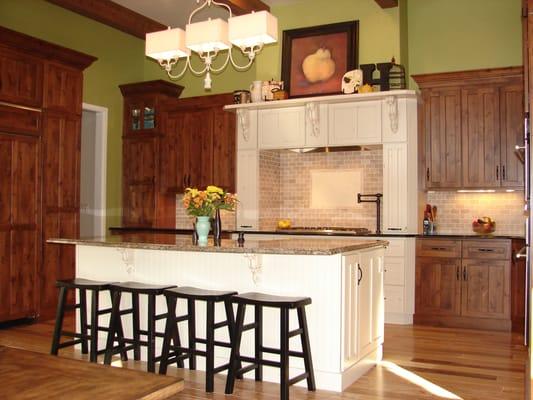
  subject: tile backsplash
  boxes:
[426,191,525,236]
[259,149,383,231]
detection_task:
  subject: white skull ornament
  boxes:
[341,69,363,94]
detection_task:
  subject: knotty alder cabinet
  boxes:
[415,238,515,331]
[0,26,96,322]
[413,67,524,190]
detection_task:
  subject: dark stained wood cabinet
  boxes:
[414,67,524,190]
[421,88,462,189]
[119,81,184,228]
[415,238,513,331]
[162,93,236,193]
[0,26,95,322]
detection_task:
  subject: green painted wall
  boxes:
[256,0,401,81]
[407,0,522,86]
[0,0,147,229]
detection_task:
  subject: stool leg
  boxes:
[225,303,245,395]
[132,293,141,361]
[205,300,215,392]
[159,295,177,375]
[280,308,289,400]
[50,286,68,355]
[104,290,122,365]
[79,289,89,354]
[297,306,316,391]
[89,289,99,362]
[224,300,242,379]
[255,305,263,381]
[147,294,156,373]
[171,307,184,369]
[187,299,196,370]
[116,305,129,361]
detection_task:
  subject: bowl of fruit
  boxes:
[472,217,495,234]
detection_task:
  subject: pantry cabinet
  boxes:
[414,67,524,190]
[415,238,512,331]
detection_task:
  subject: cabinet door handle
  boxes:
[357,265,363,286]
[496,165,499,180]
[182,175,186,188]
[426,167,430,181]
[187,175,191,187]
[456,266,460,281]
[477,248,495,252]
[430,247,447,251]
[388,228,402,231]
[502,165,506,180]
[463,266,467,281]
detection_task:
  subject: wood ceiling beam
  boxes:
[217,0,270,14]
[45,0,166,39]
[374,0,398,9]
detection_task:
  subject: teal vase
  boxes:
[195,216,211,246]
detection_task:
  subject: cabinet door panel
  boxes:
[461,259,510,319]
[415,257,461,316]
[462,86,501,188]
[10,229,37,317]
[183,110,213,189]
[0,49,43,107]
[258,107,305,149]
[383,143,407,232]
[0,137,12,226]
[11,137,39,226]
[424,89,462,188]
[358,253,373,358]
[500,83,524,188]
[329,101,382,146]
[236,150,259,230]
[371,254,384,345]
[44,63,83,114]
[212,108,236,192]
[0,231,10,318]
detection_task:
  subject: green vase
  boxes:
[195,216,211,246]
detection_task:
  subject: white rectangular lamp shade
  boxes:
[146,28,189,60]
[186,18,231,54]
[228,11,278,48]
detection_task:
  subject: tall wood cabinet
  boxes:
[413,67,524,190]
[0,26,95,321]
[119,81,184,228]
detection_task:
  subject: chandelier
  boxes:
[145,0,278,89]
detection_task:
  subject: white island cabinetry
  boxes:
[51,236,385,393]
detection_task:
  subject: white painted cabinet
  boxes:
[258,107,305,149]
[328,100,382,146]
[235,149,259,230]
[236,109,258,150]
[342,249,384,370]
[382,143,408,233]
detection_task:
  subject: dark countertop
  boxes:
[48,235,388,256]
[109,226,525,240]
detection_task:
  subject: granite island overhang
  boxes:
[49,235,388,392]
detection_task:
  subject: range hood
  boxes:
[287,144,382,154]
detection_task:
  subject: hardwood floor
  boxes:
[0,315,527,399]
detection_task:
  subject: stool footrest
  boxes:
[108,344,136,354]
[170,346,207,357]
[64,304,80,312]
[167,353,190,364]
[213,363,230,374]
[213,320,229,329]
[154,313,168,321]
[175,315,189,323]
[61,331,85,339]
[97,308,112,315]
[261,346,305,358]
[242,322,257,331]
[288,328,303,338]
[119,308,134,315]
[239,355,281,368]
[288,372,309,386]
[237,363,259,375]
[194,338,232,349]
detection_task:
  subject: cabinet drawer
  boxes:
[416,239,461,258]
[462,240,511,260]
[384,257,404,285]
[384,285,404,314]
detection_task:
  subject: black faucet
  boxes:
[357,193,383,234]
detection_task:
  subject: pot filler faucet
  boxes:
[357,193,383,234]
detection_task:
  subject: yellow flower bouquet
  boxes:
[182,185,237,217]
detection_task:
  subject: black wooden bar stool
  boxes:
[103,282,176,372]
[225,292,316,400]
[158,287,238,392]
[51,278,124,363]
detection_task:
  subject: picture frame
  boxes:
[281,21,359,98]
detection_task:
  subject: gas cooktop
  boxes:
[276,227,372,235]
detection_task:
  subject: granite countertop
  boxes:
[108,226,525,240]
[48,235,389,256]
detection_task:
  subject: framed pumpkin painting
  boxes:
[281,21,359,98]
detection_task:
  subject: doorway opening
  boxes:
[80,103,108,238]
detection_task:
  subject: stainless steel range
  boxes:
[276,226,372,235]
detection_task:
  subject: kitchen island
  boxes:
[49,235,387,392]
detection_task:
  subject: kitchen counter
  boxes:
[49,235,387,256]
[108,226,524,240]
[50,233,387,392]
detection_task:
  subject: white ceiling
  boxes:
[111,0,299,29]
